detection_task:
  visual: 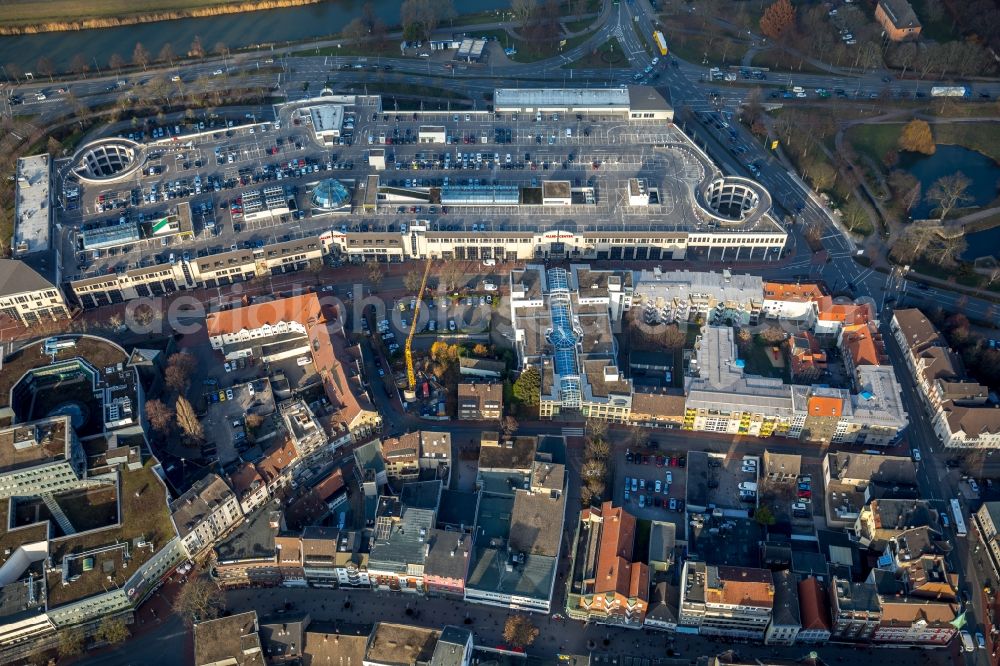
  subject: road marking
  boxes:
[561,427,585,437]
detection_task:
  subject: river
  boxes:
[0,0,508,74]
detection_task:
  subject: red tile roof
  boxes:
[798,577,832,631]
[206,293,324,338]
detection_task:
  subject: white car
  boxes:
[247,383,255,396]
[296,355,312,366]
[213,69,224,75]
[225,388,234,400]
[912,448,921,462]
[654,479,662,493]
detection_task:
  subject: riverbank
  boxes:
[0,0,323,35]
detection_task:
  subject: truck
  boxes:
[931,86,969,97]
[653,31,668,56]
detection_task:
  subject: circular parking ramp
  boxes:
[72,138,144,183]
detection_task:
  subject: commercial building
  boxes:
[977,503,1000,579]
[830,577,880,640]
[302,104,344,144]
[761,282,824,322]
[493,86,674,122]
[892,308,1000,449]
[566,502,650,628]
[510,265,632,421]
[797,577,832,644]
[678,562,775,639]
[13,154,51,258]
[367,503,437,592]
[465,455,567,613]
[193,611,263,666]
[0,260,69,327]
[457,383,502,420]
[875,0,922,40]
[380,432,421,481]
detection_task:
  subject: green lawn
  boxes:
[508,29,598,63]
[564,17,595,33]
[740,341,789,381]
[667,32,744,68]
[845,123,901,164]
[562,37,626,69]
[847,121,1000,165]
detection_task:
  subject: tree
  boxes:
[582,459,607,480]
[245,413,265,429]
[165,352,198,394]
[404,270,423,293]
[46,136,62,158]
[472,343,489,356]
[440,262,465,292]
[343,16,370,43]
[158,42,176,65]
[502,415,519,435]
[174,576,225,625]
[512,0,538,29]
[890,221,943,263]
[736,327,753,352]
[69,53,90,78]
[926,173,973,220]
[754,505,776,526]
[401,0,448,41]
[57,628,85,657]
[366,262,385,288]
[841,199,871,234]
[145,399,174,433]
[109,53,125,74]
[132,42,151,70]
[661,324,686,350]
[36,56,55,82]
[808,161,837,192]
[503,615,539,649]
[95,616,130,645]
[5,62,23,83]
[759,0,796,41]
[512,367,540,405]
[627,424,649,449]
[189,35,206,59]
[897,119,935,155]
[889,170,922,214]
[586,418,608,442]
[585,437,611,460]
[175,396,204,442]
[926,232,967,268]
[760,326,787,344]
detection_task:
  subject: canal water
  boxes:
[0,0,508,73]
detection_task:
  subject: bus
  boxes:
[653,31,668,56]
[951,498,968,537]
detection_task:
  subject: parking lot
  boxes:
[56,89,769,285]
[202,377,274,465]
[613,446,688,524]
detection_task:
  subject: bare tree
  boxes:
[69,53,90,78]
[503,615,540,649]
[440,262,465,292]
[890,221,943,263]
[926,232,967,267]
[174,576,225,625]
[366,262,385,289]
[4,62,23,83]
[109,53,125,74]
[132,42,151,70]
[36,56,55,82]
[158,42,176,65]
[175,396,204,442]
[403,270,423,293]
[165,352,198,394]
[145,399,174,433]
[926,173,973,220]
[189,35,206,59]
[95,616,129,645]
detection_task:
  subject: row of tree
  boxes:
[6,36,229,82]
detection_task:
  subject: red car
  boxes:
[798,489,812,499]
[655,456,665,467]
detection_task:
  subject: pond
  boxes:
[900,144,1000,221]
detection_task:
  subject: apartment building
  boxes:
[977,503,1000,579]
[822,451,918,528]
[683,327,907,445]
[457,383,502,421]
[875,0,922,40]
[367,504,436,592]
[679,562,775,639]
[634,268,763,326]
[380,432,421,481]
[0,260,69,327]
[797,577,832,643]
[566,502,650,628]
[830,577,880,640]
[423,529,472,597]
[892,309,1000,449]
[764,571,801,645]
[510,265,632,421]
[280,400,329,458]
[229,462,269,515]
[193,611,263,666]
[171,473,244,559]
[854,499,940,550]
[761,282,824,323]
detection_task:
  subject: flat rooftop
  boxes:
[14,154,51,257]
[494,87,630,110]
[0,416,70,474]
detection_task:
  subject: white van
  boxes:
[482,259,496,267]
[565,128,572,138]
[738,481,758,492]
[296,355,312,366]
[535,112,542,122]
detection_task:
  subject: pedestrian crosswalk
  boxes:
[561,427,585,437]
